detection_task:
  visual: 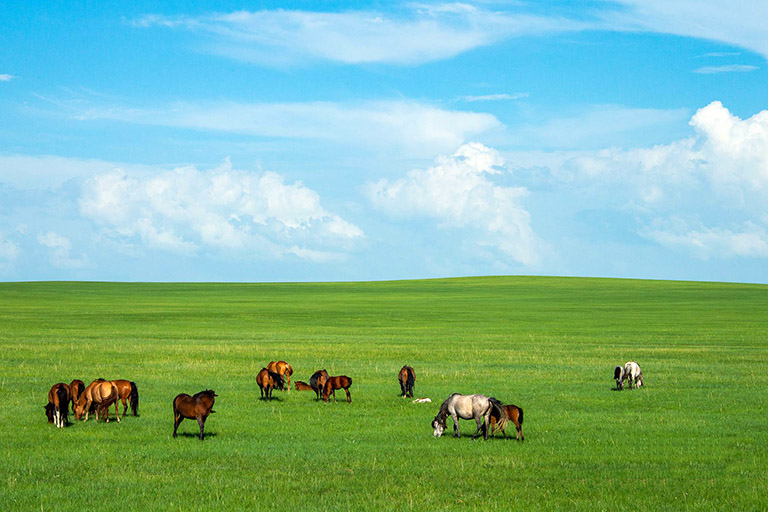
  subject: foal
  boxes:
[323,375,352,403]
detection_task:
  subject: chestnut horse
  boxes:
[323,375,352,403]
[398,365,415,398]
[111,379,139,416]
[45,382,70,428]
[74,379,120,423]
[309,369,329,401]
[293,381,313,391]
[69,379,85,413]
[256,368,284,400]
[173,390,217,440]
[489,403,525,441]
[266,361,293,392]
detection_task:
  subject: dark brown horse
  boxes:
[69,379,85,413]
[256,368,284,400]
[489,403,525,441]
[398,365,415,398]
[111,379,139,416]
[173,390,217,440]
[323,375,352,403]
[46,382,70,428]
[74,379,120,423]
[266,361,293,392]
[309,369,329,400]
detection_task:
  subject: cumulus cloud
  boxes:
[366,142,540,266]
[136,6,586,66]
[79,159,363,261]
[509,101,768,260]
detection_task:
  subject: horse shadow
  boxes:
[174,432,218,439]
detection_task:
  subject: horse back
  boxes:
[111,379,132,398]
[48,382,70,407]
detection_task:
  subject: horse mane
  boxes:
[436,393,460,422]
[194,390,217,400]
[269,370,284,389]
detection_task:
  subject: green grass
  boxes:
[1,277,767,511]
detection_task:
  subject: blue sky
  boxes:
[2,1,767,283]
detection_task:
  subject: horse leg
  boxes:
[197,416,205,441]
[400,380,406,398]
[173,415,182,437]
[286,374,290,392]
[122,397,128,416]
[345,388,351,403]
[114,398,121,423]
[452,413,460,438]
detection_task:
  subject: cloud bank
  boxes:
[79,159,363,262]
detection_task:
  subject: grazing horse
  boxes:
[398,365,415,398]
[489,403,525,441]
[266,361,293,392]
[69,379,85,412]
[614,365,626,390]
[624,361,644,389]
[46,383,70,428]
[309,369,329,401]
[111,379,140,416]
[431,393,503,440]
[257,368,284,400]
[173,390,217,441]
[74,379,120,423]
[323,375,352,403]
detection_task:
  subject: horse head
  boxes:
[73,396,88,420]
[45,403,55,423]
[432,415,446,437]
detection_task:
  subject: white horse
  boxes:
[431,393,503,440]
[624,361,643,389]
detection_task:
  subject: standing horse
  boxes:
[74,379,120,423]
[431,393,503,440]
[309,369,329,401]
[173,390,217,441]
[69,379,85,413]
[624,361,644,389]
[267,361,293,392]
[488,403,525,441]
[46,383,70,428]
[111,379,140,416]
[323,375,352,403]
[614,365,626,390]
[398,365,415,398]
[257,368,284,400]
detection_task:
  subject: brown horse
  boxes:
[489,403,525,441]
[398,365,415,398]
[323,375,352,403]
[46,382,70,428]
[111,379,139,416]
[74,379,120,423]
[257,368,284,400]
[69,379,85,413]
[266,361,293,392]
[293,381,313,391]
[173,390,217,440]
[309,369,329,400]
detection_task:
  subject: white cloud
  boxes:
[366,142,541,265]
[508,101,768,260]
[693,64,758,74]
[606,1,768,60]
[0,74,16,82]
[0,233,19,270]
[136,6,587,65]
[459,93,529,102]
[37,232,89,269]
[70,99,501,157]
[79,159,363,260]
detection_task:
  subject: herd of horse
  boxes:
[45,378,139,428]
[45,360,643,441]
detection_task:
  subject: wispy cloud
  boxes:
[459,93,529,102]
[0,74,17,82]
[693,64,758,74]
[135,6,588,66]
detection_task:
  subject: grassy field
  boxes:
[1,277,767,511]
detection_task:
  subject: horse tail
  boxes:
[406,368,415,389]
[516,405,524,425]
[488,397,506,434]
[129,381,139,416]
